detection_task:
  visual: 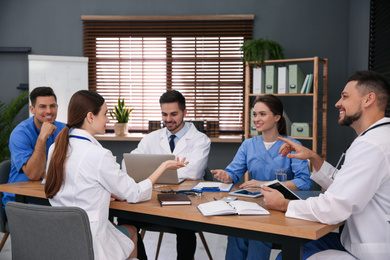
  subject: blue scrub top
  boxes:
[225,135,312,190]
[2,116,66,207]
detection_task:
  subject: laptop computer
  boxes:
[123,153,185,184]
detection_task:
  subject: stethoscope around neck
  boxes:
[332,122,390,179]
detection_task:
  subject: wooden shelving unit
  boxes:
[244,56,328,160]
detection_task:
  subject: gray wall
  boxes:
[0,0,370,166]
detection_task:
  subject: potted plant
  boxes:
[0,90,29,162]
[109,98,133,136]
[240,37,285,67]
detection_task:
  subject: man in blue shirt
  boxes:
[2,87,66,207]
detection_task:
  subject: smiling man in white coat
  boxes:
[262,70,390,260]
[132,90,211,181]
[124,90,211,260]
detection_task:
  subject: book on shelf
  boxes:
[252,67,264,94]
[300,74,310,94]
[288,64,305,94]
[197,200,270,216]
[265,65,277,94]
[157,193,192,206]
[305,74,313,93]
[277,66,288,94]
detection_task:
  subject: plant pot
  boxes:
[114,123,128,136]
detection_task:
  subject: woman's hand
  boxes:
[149,157,188,185]
[164,157,189,170]
[239,179,267,189]
[211,169,233,183]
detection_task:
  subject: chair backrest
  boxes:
[5,202,94,260]
[203,167,215,181]
[0,159,11,233]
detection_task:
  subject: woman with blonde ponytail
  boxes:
[45,90,187,260]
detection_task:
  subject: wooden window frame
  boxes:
[82,15,253,133]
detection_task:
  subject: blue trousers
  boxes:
[275,232,346,260]
[225,236,272,260]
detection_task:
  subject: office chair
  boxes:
[5,202,94,260]
[0,159,11,252]
[140,167,214,260]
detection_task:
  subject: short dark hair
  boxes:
[30,86,57,107]
[159,90,186,111]
[348,70,390,111]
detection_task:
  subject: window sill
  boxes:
[94,133,243,143]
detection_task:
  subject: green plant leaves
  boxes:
[240,37,285,67]
[110,98,133,123]
[0,90,29,162]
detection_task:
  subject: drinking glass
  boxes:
[275,168,287,185]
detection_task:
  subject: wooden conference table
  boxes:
[0,180,342,260]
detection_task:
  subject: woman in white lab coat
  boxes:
[45,90,187,260]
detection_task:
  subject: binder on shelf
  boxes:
[265,65,277,94]
[277,66,288,94]
[300,74,310,94]
[305,74,313,93]
[288,64,305,94]
[253,67,264,94]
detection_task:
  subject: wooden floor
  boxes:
[0,231,280,259]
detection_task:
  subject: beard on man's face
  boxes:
[338,110,362,127]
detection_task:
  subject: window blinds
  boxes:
[82,15,253,132]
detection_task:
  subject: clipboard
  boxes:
[191,182,233,192]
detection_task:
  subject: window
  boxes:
[82,15,253,132]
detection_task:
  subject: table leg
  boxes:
[281,237,306,260]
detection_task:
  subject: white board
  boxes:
[28,54,88,123]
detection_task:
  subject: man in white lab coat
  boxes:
[122,90,211,260]
[262,70,390,260]
[131,90,211,180]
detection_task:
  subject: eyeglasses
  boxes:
[153,185,203,196]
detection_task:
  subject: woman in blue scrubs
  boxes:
[212,94,312,260]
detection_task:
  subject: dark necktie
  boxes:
[169,135,176,152]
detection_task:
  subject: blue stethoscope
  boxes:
[69,135,91,142]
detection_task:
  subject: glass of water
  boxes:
[275,168,287,185]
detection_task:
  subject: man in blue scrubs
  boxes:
[2,87,66,207]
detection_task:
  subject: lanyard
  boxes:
[69,135,92,142]
[332,121,390,179]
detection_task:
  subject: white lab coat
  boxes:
[131,123,211,180]
[47,129,153,260]
[286,118,390,260]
